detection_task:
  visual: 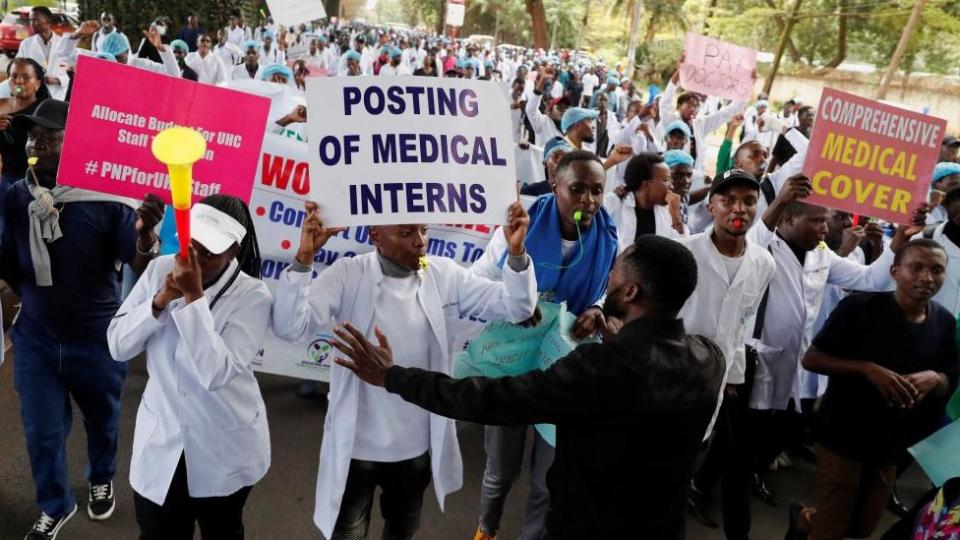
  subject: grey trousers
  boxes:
[479,425,555,540]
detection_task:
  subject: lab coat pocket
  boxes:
[747,343,784,409]
[131,401,159,470]
[218,409,269,480]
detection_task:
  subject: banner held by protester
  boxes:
[305,77,516,227]
[802,87,946,225]
[679,33,757,102]
[59,56,270,204]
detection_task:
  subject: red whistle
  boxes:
[733,218,745,230]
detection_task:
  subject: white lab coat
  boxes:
[604,191,687,252]
[930,224,960,313]
[678,229,775,436]
[16,33,69,100]
[215,42,243,67]
[525,92,563,147]
[107,256,272,505]
[57,36,180,78]
[660,81,747,173]
[185,51,228,85]
[271,252,537,538]
[259,47,286,66]
[746,223,895,411]
[230,63,262,81]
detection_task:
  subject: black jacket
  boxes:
[385,317,725,539]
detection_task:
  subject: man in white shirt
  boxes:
[338,35,370,76]
[185,34,228,85]
[91,12,117,52]
[743,175,917,512]
[379,48,412,76]
[213,28,242,68]
[259,30,285,65]
[303,37,326,70]
[230,41,261,80]
[225,15,251,47]
[681,169,775,538]
[16,7,69,100]
[581,67,599,107]
[272,202,537,540]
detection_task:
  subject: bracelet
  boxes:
[137,238,159,256]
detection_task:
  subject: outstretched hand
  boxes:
[333,323,394,387]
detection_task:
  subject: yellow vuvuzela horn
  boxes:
[151,127,206,258]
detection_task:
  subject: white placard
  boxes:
[249,133,506,381]
[446,3,465,27]
[266,0,327,28]
[305,77,516,227]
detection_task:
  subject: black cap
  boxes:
[709,168,760,198]
[15,99,68,131]
[943,135,960,147]
[355,35,366,43]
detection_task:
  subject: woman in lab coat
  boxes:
[108,195,271,539]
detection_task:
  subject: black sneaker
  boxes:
[24,504,77,540]
[87,481,115,521]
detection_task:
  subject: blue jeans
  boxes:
[12,323,127,518]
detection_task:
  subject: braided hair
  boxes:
[7,58,52,102]
[196,194,262,308]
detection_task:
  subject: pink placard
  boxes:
[801,88,946,225]
[679,32,757,102]
[59,55,270,204]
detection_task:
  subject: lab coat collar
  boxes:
[698,226,760,290]
[201,259,240,303]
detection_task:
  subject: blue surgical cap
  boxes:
[390,47,402,59]
[263,29,276,40]
[455,58,468,69]
[260,63,293,81]
[242,39,260,52]
[933,161,960,183]
[99,31,130,57]
[93,52,116,62]
[170,39,189,53]
[344,50,362,63]
[606,75,619,86]
[542,137,572,163]
[561,107,599,133]
[665,120,692,139]
[662,149,695,169]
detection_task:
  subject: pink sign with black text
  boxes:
[59,55,270,204]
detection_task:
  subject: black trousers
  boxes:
[331,452,432,540]
[133,455,252,540]
[694,389,752,540]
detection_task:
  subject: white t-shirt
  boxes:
[561,238,578,262]
[352,275,431,462]
[379,63,412,76]
[719,252,745,284]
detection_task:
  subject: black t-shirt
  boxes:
[813,292,958,464]
[634,206,656,240]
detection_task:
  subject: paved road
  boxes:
[0,356,930,539]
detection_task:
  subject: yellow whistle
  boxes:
[151,127,207,210]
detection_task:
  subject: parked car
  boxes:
[0,7,78,58]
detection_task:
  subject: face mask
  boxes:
[156,24,167,36]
